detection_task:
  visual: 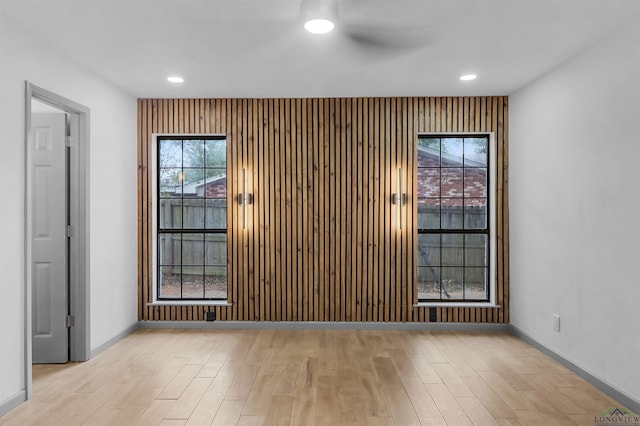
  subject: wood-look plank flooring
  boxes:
[0,329,621,425]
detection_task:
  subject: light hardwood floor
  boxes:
[0,329,622,425]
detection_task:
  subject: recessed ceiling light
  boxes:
[460,74,477,81]
[167,76,184,83]
[304,18,334,34]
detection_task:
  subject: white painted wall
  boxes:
[510,22,640,404]
[0,14,138,407]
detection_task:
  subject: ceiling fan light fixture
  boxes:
[304,18,334,34]
[460,74,477,81]
[301,0,337,34]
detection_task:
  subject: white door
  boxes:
[31,112,69,364]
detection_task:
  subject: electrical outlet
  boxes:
[553,314,560,332]
[206,311,216,322]
[429,308,437,322]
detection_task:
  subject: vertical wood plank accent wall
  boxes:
[138,97,509,323]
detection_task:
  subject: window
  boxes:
[156,136,227,301]
[416,135,494,303]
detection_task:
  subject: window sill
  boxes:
[414,302,501,308]
[148,300,232,307]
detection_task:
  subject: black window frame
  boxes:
[156,135,228,301]
[416,134,492,303]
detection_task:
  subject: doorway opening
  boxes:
[25,83,90,398]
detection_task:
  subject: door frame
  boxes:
[24,82,91,398]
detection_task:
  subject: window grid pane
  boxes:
[417,135,490,302]
[157,137,227,301]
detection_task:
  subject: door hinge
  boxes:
[65,135,73,147]
[66,225,74,237]
[65,315,75,327]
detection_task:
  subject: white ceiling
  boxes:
[2,0,639,98]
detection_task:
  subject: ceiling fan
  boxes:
[300,0,434,51]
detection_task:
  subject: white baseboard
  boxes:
[509,324,639,415]
[138,320,511,332]
[0,390,26,417]
[90,322,140,358]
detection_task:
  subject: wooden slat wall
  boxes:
[138,96,509,323]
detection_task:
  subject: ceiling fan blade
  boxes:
[341,24,432,50]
